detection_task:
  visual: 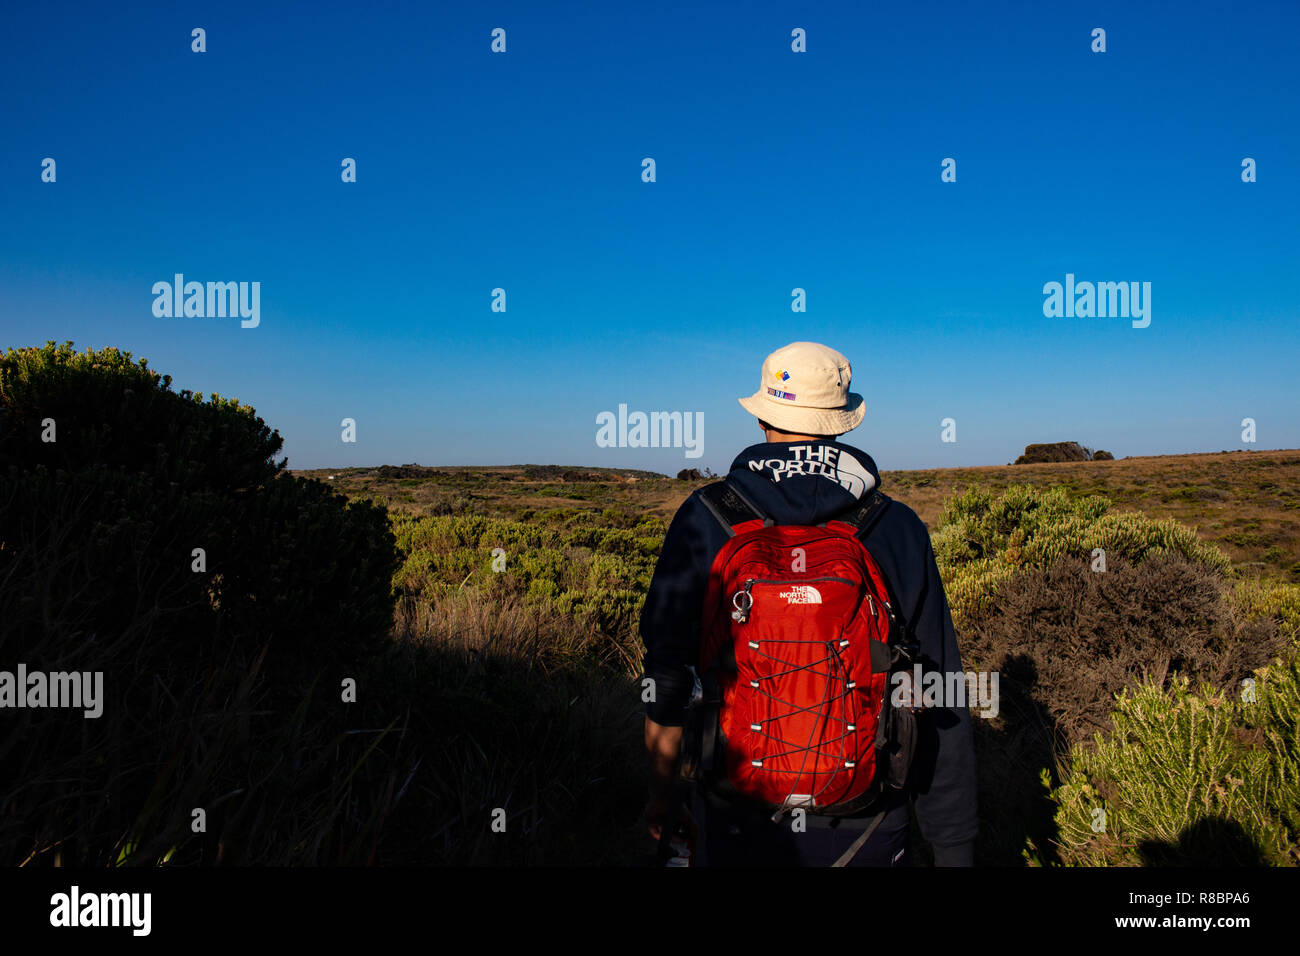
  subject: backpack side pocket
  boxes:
[883,700,918,791]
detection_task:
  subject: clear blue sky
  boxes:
[3,0,1297,475]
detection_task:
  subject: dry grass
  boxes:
[885,449,1300,578]
[296,448,1300,579]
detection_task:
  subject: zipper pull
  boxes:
[731,578,755,623]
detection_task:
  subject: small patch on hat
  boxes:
[767,387,796,401]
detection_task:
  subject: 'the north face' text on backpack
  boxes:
[687,478,919,819]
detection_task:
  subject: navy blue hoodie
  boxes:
[640,439,978,864]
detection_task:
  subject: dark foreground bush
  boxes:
[0,342,398,864]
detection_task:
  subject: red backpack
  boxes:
[687,478,918,819]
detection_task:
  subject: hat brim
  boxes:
[738,390,865,436]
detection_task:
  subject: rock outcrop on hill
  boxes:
[1014,442,1112,464]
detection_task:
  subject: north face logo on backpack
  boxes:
[778,585,822,604]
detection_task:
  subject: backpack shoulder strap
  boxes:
[834,488,892,539]
[834,489,917,657]
[696,478,772,537]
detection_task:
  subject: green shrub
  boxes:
[1045,640,1300,866]
[389,512,660,644]
[935,483,1273,866]
[934,484,1231,628]
[0,340,282,488]
[1229,577,1300,638]
[961,551,1283,866]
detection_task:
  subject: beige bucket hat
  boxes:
[737,341,865,436]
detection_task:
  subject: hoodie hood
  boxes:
[725,440,881,526]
